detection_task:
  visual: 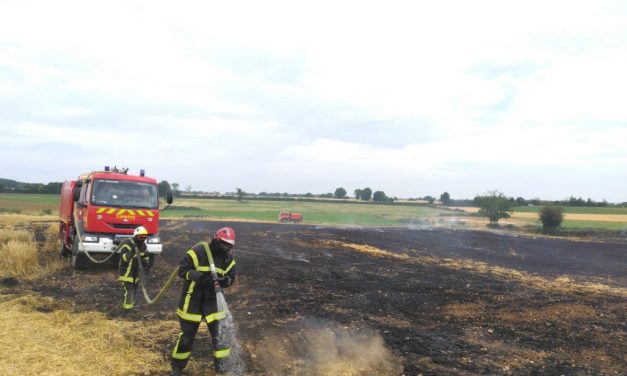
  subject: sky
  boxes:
[1,0,626,202]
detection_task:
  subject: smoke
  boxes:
[259,320,403,375]
[267,244,310,263]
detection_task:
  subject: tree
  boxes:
[334,187,347,199]
[360,187,372,201]
[236,188,245,202]
[373,190,388,202]
[440,192,451,205]
[354,189,362,200]
[185,185,192,193]
[171,183,180,197]
[539,205,564,232]
[158,181,171,197]
[475,191,513,225]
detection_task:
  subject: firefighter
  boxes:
[118,226,150,310]
[171,227,237,376]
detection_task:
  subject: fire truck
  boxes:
[278,212,303,223]
[59,166,173,269]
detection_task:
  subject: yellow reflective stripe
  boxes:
[200,242,214,264]
[179,280,197,321]
[137,210,145,216]
[197,266,210,272]
[107,208,116,214]
[176,308,202,322]
[216,260,235,275]
[187,250,199,269]
[118,275,134,282]
[123,259,134,278]
[122,302,134,309]
[146,210,154,217]
[225,260,236,274]
[127,209,135,216]
[96,208,106,214]
[118,209,126,215]
[172,332,192,360]
[205,310,226,323]
[214,348,231,359]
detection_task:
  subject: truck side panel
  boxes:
[59,180,76,224]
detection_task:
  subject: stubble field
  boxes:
[2,219,625,375]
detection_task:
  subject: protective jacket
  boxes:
[176,241,237,323]
[117,237,149,283]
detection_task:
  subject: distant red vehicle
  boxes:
[279,212,303,223]
[59,166,173,269]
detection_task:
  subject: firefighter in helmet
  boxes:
[118,226,150,310]
[171,227,237,375]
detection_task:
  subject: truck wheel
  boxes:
[71,236,87,270]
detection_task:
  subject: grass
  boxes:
[162,198,447,226]
[2,193,626,231]
[0,223,65,279]
[0,294,174,376]
[0,193,60,215]
[512,205,627,215]
[560,220,627,231]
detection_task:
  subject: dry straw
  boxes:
[0,224,65,279]
[0,294,172,376]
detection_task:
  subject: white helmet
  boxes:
[133,226,148,237]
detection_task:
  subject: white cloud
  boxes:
[0,0,626,201]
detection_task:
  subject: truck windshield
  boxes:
[91,179,158,209]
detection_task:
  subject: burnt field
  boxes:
[18,220,627,375]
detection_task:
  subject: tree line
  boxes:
[0,179,62,194]
[3,178,625,208]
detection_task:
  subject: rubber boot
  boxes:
[170,365,183,376]
[215,358,229,374]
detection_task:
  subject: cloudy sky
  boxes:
[1,0,626,202]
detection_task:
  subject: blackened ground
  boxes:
[21,220,627,375]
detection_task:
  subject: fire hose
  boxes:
[135,252,179,305]
[72,208,179,305]
[72,208,121,264]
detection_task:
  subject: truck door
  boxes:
[77,180,91,222]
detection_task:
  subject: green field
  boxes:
[162,198,444,226]
[560,220,627,230]
[0,193,60,214]
[1,193,626,230]
[513,205,627,215]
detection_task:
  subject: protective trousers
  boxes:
[121,280,138,309]
[171,318,231,373]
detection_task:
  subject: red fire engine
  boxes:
[278,212,303,223]
[59,166,173,269]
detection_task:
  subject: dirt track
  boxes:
[17,220,627,375]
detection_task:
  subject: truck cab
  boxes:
[59,167,173,269]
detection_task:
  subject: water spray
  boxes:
[205,246,245,374]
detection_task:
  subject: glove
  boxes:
[218,275,232,288]
[197,273,211,287]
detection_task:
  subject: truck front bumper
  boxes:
[76,235,163,254]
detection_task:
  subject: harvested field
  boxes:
[5,220,626,375]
